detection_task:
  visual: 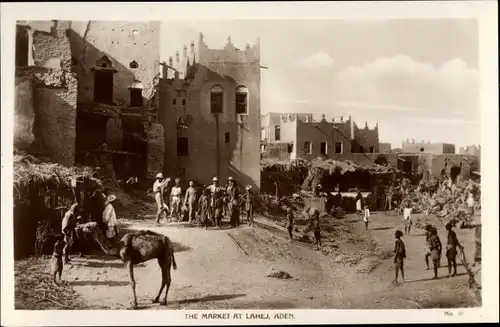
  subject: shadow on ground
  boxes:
[70,280,130,286]
[173,293,246,304]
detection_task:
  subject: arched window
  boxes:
[210,85,223,114]
[235,86,248,114]
[129,80,144,107]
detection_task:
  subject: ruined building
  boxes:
[159,34,261,190]
[260,112,379,161]
[14,20,164,180]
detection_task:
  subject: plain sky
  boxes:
[161,20,479,149]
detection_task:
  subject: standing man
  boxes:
[61,203,80,264]
[207,177,223,228]
[244,185,254,226]
[153,173,170,224]
[226,177,241,227]
[445,222,464,277]
[170,178,183,221]
[184,181,197,223]
[429,226,443,279]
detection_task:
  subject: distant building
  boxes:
[459,144,481,157]
[159,34,261,190]
[260,113,379,160]
[401,139,455,154]
[379,143,392,153]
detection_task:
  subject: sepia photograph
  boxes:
[1,1,498,325]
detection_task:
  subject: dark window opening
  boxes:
[177,137,188,156]
[182,99,186,106]
[335,142,343,154]
[210,88,223,114]
[15,26,29,67]
[175,90,182,97]
[369,146,374,153]
[320,142,328,155]
[93,70,114,104]
[225,132,230,143]
[129,60,139,69]
[420,148,425,152]
[304,141,312,154]
[287,143,293,153]
[180,90,187,97]
[101,63,107,68]
[172,99,176,105]
[274,125,281,141]
[236,92,248,114]
[71,57,77,66]
[359,146,365,153]
[130,88,142,107]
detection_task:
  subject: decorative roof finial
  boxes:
[227,36,232,44]
[321,113,326,121]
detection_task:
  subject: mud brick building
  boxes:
[159,34,261,190]
[260,112,379,161]
[401,139,456,154]
[14,20,164,179]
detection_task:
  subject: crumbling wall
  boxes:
[14,76,35,151]
[144,122,164,179]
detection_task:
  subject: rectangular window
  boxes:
[177,137,188,156]
[359,146,365,153]
[130,89,142,107]
[369,146,374,153]
[175,90,182,97]
[274,125,281,141]
[210,92,223,113]
[304,141,312,154]
[287,142,294,153]
[335,142,343,154]
[235,93,248,114]
[260,144,266,152]
[225,132,230,143]
[94,70,114,104]
[320,142,328,155]
[420,147,425,152]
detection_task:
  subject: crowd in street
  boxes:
[152,173,255,229]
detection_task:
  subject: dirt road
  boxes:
[58,212,480,310]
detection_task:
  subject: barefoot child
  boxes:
[51,236,66,285]
[403,202,413,235]
[393,230,406,283]
[429,226,443,279]
[363,204,370,231]
[445,222,464,277]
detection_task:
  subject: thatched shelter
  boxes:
[13,155,101,259]
[260,158,311,196]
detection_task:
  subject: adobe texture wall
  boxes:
[160,34,261,190]
[143,122,164,179]
[401,141,455,154]
[69,21,160,107]
[15,21,77,166]
[14,76,35,151]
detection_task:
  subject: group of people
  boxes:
[392,222,464,284]
[60,177,120,264]
[153,173,255,229]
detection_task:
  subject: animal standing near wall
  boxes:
[74,222,177,309]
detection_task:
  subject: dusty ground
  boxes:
[15,203,481,310]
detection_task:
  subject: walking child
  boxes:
[403,201,413,235]
[51,235,66,285]
[392,230,406,284]
[424,224,433,270]
[61,203,79,264]
[197,188,211,229]
[363,204,370,231]
[286,206,294,240]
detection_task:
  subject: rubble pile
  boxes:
[411,179,480,229]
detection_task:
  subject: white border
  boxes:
[1,1,498,325]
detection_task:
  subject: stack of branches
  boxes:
[260,158,311,196]
[302,157,360,191]
[13,155,101,258]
